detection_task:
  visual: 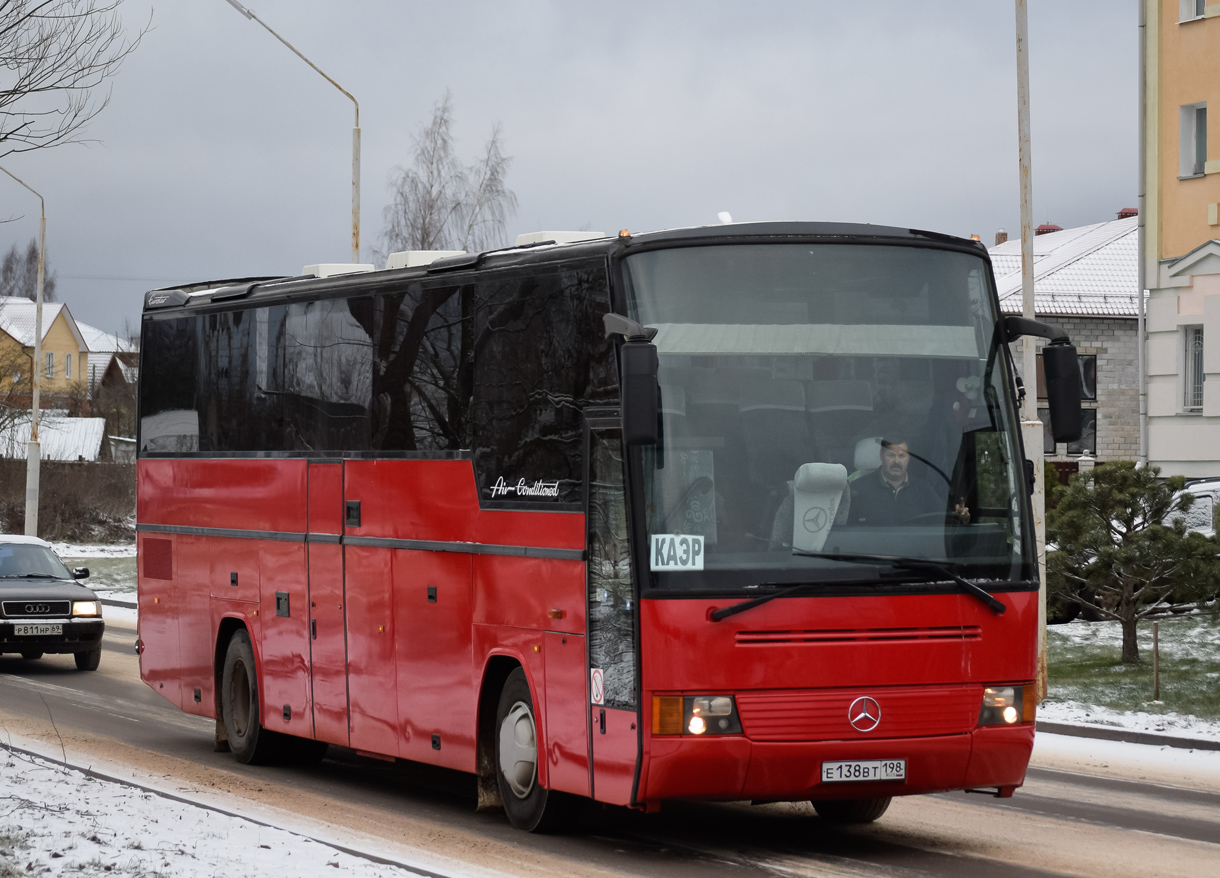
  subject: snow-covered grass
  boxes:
[1046,615,1220,723]
[0,747,446,878]
[54,543,137,599]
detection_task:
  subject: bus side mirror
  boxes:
[1042,341,1082,443]
[620,340,659,446]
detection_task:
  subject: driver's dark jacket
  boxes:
[849,470,941,526]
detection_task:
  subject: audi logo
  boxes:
[25,603,51,615]
[848,696,882,733]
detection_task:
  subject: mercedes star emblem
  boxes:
[848,696,881,732]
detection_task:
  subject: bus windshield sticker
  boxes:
[650,534,704,571]
[488,477,561,499]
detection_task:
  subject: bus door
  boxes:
[307,461,349,746]
[585,419,641,805]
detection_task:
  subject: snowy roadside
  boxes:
[1038,700,1220,745]
[0,739,481,878]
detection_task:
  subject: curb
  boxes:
[1037,720,1220,752]
[100,597,136,610]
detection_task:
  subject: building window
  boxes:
[1180,0,1207,21]
[1185,325,1205,410]
[45,352,54,379]
[1037,352,1097,401]
[1180,103,1208,177]
[1067,410,1097,456]
[65,353,72,381]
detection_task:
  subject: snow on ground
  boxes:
[49,543,136,559]
[1032,731,1220,791]
[1049,616,1220,658]
[1038,700,1220,744]
[0,745,471,878]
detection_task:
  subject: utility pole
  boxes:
[1,166,46,537]
[223,0,361,262]
[1014,0,1048,701]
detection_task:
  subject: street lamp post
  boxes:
[0,166,46,537]
[1014,0,1048,701]
[223,0,361,263]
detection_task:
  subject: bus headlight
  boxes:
[651,695,742,735]
[72,601,102,617]
[978,685,1036,726]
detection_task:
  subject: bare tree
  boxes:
[380,92,518,257]
[0,0,146,159]
[0,238,56,299]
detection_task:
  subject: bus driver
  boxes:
[850,434,970,526]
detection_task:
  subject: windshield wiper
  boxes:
[0,573,58,579]
[797,552,1006,615]
[709,554,1006,622]
[709,573,889,622]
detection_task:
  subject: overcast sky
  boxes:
[1,0,1137,336]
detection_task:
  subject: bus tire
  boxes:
[811,796,892,824]
[74,648,101,671]
[221,629,276,765]
[20,651,43,660]
[495,668,571,832]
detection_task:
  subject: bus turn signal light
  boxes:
[652,696,683,735]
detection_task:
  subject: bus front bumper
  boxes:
[640,725,1034,803]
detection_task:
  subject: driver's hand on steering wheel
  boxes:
[954,497,971,525]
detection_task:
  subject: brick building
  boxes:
[989,216,1140,477]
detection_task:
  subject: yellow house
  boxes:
[1143,1,1220,477]
[0,296,89,399]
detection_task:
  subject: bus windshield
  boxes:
[623,242,1030,592]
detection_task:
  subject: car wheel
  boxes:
[811,796,892,824]
[221,629,278,765]
[20,651,43,660]
[495,667,573,832]
[74,648,101,671]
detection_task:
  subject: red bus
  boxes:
[136,222,1082,831]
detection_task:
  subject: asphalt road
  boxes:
[1,620,1218,878]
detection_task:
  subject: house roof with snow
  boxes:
[76,321,136,355]
[0,412,106,461]
[988,216,1138,317]
[0,297,88,349]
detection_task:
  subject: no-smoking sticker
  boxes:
[590,668,604,705]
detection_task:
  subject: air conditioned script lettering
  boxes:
[489,477,561,498]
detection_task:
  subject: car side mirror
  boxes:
[73,567,90,579]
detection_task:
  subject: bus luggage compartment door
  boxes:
[308,462,349,747]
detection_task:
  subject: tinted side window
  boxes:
[139,316,200,452]
[371,284,469,451]
[471,261,616,505]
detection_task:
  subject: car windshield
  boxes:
[623,242,1031,592]
[0,543,73,580]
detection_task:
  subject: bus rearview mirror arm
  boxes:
[1001,317,1083,444]
[604,313,660,446]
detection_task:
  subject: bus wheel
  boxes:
[495,668,570,832]
[221,629,275,765]
[20,651,43,660]
[811,797,892,824]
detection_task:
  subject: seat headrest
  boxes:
[854,437,883,472]
[791,462,848,553]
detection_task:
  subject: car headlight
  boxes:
[71,601,102,617]
[978,684,1036,726]
[652,695,742,735]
